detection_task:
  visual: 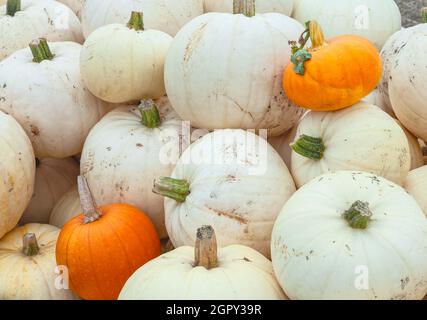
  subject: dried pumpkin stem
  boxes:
[422,7,427,23]
[77,175,101,224]
[153,177,190,203]
[29,38,54,63]
[233,0,255,17]
[291,134,326,160]
[127,11,144,31]
[195,226,218,269]
[22,233,40,256]
[343,201,372,229]
[6,0,20,16]
[309,20,327,49]
[139,99,161,128]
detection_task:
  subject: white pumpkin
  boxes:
[164,3,305,136]
[405,166,427,217]
[20,157,79,225]
[397,121,424,171]
[119,226,286,300]
[290,102,410,188]
[49,186,81,228]
[380,23,427,141]
[80,98,184,239]
[80,11,172,104]
[81,0,204,38]
[292,0,401,49]
[0,40,111,158]
[0,111,35,239]
[57,0,83,18]
[271,171,427,300]
[0,0,83,60]
[0,223,78,300]
[154,129,296,257]
[203,0,294,15]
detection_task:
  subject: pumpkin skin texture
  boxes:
[56,177,161,300]
[0,41,111,158]
[396,121,424,171]
[81,0,204,38]
[119,226,286,300]
[203,0,294,15]
[271,171,427,300]
[405,166,427,217]
[49,186,81,228]
[164,11,305,136]
[0,223,78,300]
[290,102,410,188]
[0,111,35,239]
[0,0,83,60]
[292,0,401,49]
[21,157,79,225]
[80,98,184,239]
[283,21,382,111]
[156,129,296,258]
[80,13,173,104]
[57,0,83,18]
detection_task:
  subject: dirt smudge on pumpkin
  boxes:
[30,125,40,136]
[184,22,208,62]
[205,205,247,224]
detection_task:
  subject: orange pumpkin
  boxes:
[283,20,382,111]
[56,176,160,300]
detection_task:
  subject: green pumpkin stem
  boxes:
[195,226,218,269]
[422,7,427,24]
[29,38,54,63]
[127,11,144,31]
[22,233,40,256]
[233,0,255,17]
[139,99,161,128]
[152,177,190,203]
[343,201,372,229]
[291,134,326,160]
[6,0,20,16]
[77,176,101,224]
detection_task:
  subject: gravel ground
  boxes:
[396,0,426,26]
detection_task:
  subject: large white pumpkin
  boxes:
[0,111,35,238]
[405,166,427,217]
[80,11,172,104]
[80,98,184,239]
[292,0,401,49]
[119,226,286,300]
[290,102,411,188]
[20,157,79,225]
[164,6,305,136]
[203,0,294,15]
[272,171,427,300]
[0,40,111,158]
[81,0,204,38]
[155,129,296,257]
[49,186,81,228]
[0,223,78,300]
[0,0,83,60]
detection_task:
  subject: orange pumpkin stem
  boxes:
[309,20,327,50]
[127,11,144,31]
[22,233,40,256]
[195,225,218,269]
[233,0,255,17]
[77,175,102,224]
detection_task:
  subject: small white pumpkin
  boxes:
[0,223,78,300]
[164,0,305,136]
[20,157,79,225]
[290,102,410,188]
[154,129,296,257]
[292,0,401,49]
[119,226,286,300]
[0,111,35,238]
[49,186,81,228]
[0,39,111,158]
[271,170,427,300]
[80,11,172,104]
[203,0,294,15]
[81,0,204,38]
[405,166,427,217]
[0,0,83,60]
[80,98,184,239]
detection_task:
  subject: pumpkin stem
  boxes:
[29,38,55,63]
[291,134,326,160]
[233,0,255,17]
[77,175,101,224]
[6,0,20,16]
[127,11,144,31]
[152,177,190,203]
[195,225,218,269]
[22,233,40,256]
[422,7,427,23]
[309,20,327,49]
[139,99,161,128]
[343,201,372,229]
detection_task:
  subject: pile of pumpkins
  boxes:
[1,0,427,301]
